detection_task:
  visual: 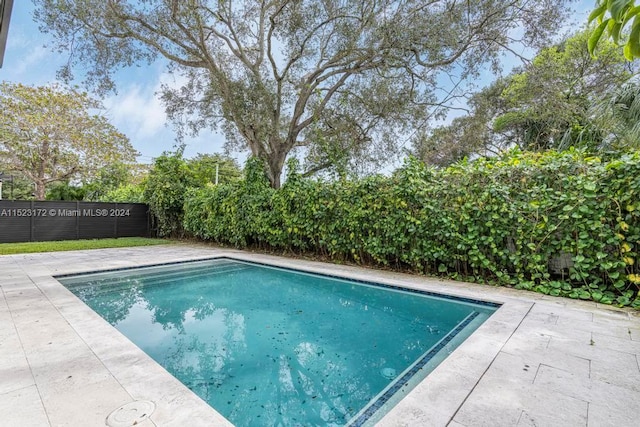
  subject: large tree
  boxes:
[34,0,571,187]
[416,29,638,165]
[0,82,137,199]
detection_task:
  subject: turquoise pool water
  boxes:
[59,258,497,426]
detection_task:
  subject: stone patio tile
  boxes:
[588,401,639,427]
[451,380,526,427]
[97,348,233,426]
[519,309,559,326]
[590,332,640,355]
[547,334,636,363]
[456,373,589,427]
[517,311,594,342]
[558,316,635,339]
[0,355,34,395]
[585,380,640,417]
[592,307,631,321]
[452,352,559,427]
[528,303,594,321]
[517,401,588,427]
[590,355,640,392]
[501,334,590,377]
[39,376,133,427]
[500,328,552,354]
[532,363,591,401]
[377,393,455,426]
[0,385,50,427]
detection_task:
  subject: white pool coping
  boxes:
[1,244,639,426]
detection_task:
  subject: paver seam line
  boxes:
[1,281,53,427]
[532,363,542,384]
[447,417,469,427]
[0,383,41,397]
[448,301,536,425]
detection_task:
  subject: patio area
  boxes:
[1,244,639,426]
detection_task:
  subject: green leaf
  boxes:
[610,0,633,22]
[611,21,623,44]
[588,2,607,24]
[589,19,610,57]
[624,41,633,60]
[621,6,640,28]
[627,16,640,58]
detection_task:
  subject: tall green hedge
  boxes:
[183,151,640,307]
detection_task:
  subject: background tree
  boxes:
[45,182,86,201]
[416,30,638,165]
[189,153,242,186]
[82,162,134,201]
[0,169,34,200]
[0,82,138,200]
[34,0,571,188]
[590,79,640,147]
[143,150,241,236]
[415,78,509,166]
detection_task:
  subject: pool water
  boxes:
[59,258,497,426]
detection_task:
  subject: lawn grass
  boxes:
[0,237,173,255]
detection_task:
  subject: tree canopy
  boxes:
[0,82,137,199]
[415,30,638,165]
[34,0,571,187]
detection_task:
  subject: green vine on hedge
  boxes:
[182,150,640,308]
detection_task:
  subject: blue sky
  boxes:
[1,1,594,169]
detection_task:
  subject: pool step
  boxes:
[64,263,251,297]
[61,260,244,287]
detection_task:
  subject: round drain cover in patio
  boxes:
[106,400,155,427]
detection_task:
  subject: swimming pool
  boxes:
[58,258,498,426]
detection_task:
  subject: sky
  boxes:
[1,1,595,170]
[1,1,228,165]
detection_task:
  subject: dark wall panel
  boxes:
[0,201,32,242]
[0,201,151,243]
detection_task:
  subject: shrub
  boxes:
[99,183,145,203]
[183,150,640,308]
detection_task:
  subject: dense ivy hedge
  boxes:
[183,151,640,307]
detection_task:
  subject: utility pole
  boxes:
[215,164,219,185]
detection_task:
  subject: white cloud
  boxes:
[13,45,50,74]
[104,79,167,140]
[103,70,229,162]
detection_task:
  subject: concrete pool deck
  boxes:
[1,244,638,426]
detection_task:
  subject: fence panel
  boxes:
[0,201,151,243]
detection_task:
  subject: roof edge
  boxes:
[0,0,15,68]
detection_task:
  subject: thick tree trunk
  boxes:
[267,152,286,189]
[34,181,46,200]
[36,140,48,200]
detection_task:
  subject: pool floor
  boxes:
[58,258,496,426]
